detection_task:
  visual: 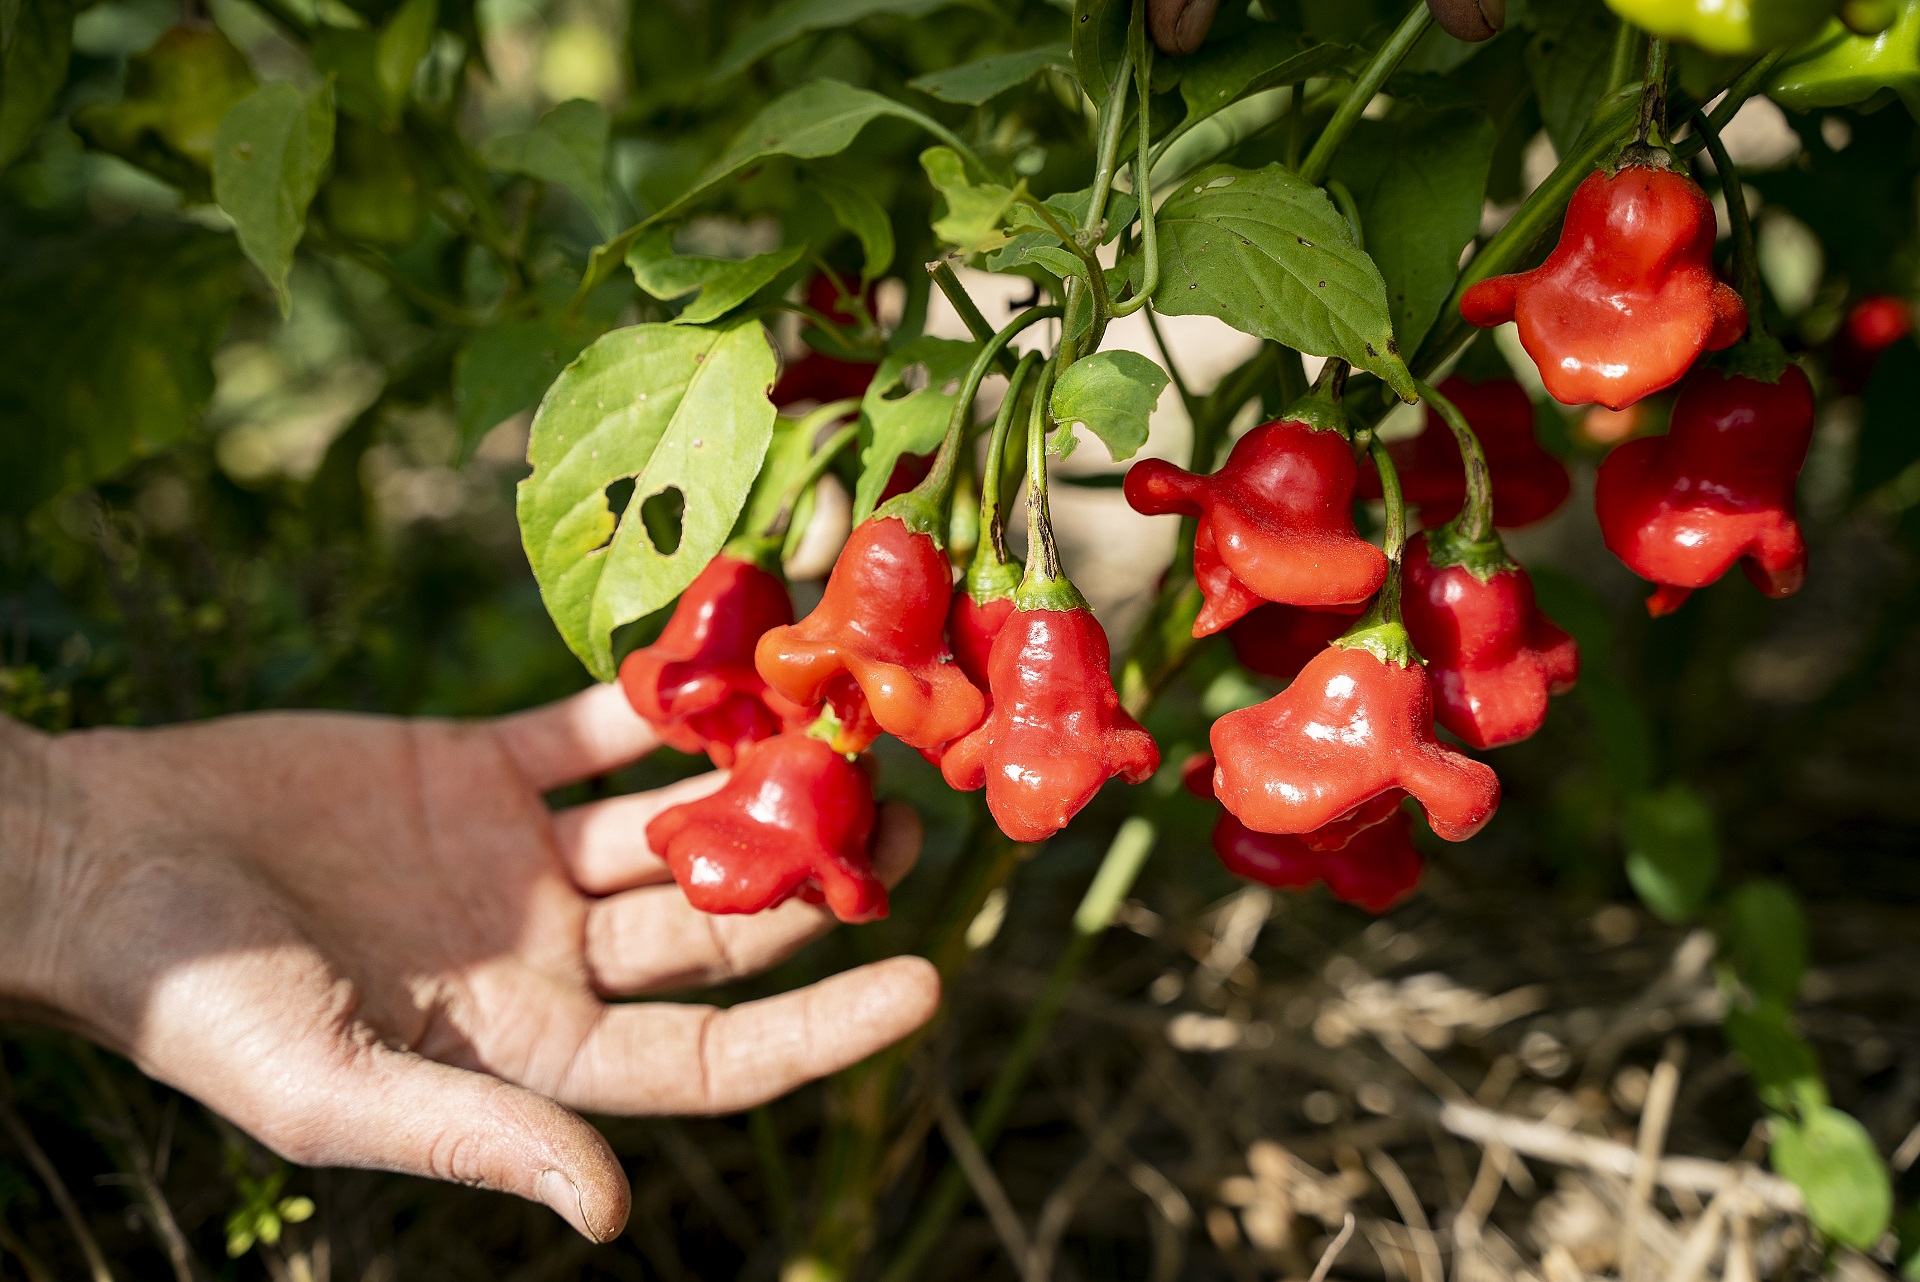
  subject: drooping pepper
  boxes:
[1227,603,1355,684]
[1124,385,1387,635]
[1595,363,1816,616]
[1460,155,1747,411]
[947,352,1043,692]
[1357,376,1571,529]
[942,360,1160,842]
[1209,437,1501,843]
[1830,294,1914,392]
[1603,0,1837,56]
[1768,3,1920,114]
[644,727,886,923]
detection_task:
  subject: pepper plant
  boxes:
[6,0,1920,1274]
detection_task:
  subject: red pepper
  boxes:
[644,730,886,923]
[1210,640,1500,842]
[1460,160,1747,410]
[755,515,985,752]
[1594,364,1815,617]
[941,603,1160,842]
[617,552,814,766]
[1402,537,1579,750]
[948,591,1015,690]
[1830,293,1914,392]
[1357,377,1571,529]
[1227,603,1355,683]
[1125,413,1387,635]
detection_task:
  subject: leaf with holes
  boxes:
[517,322,778,680]
[1152,163,1414,400]
[853,336,976,522]
[212,79,335,318]
[909,41,1072,105]
[810,173,895,281]
[626,227,808,325]
[1049,350,1167,462]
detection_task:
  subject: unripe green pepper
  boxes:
[1604,0,1838,55]
[1769,0,1920,111]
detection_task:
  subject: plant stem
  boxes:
[0,1074,114,1282]
[928,262,1022,375]
[1370,435,1407,626]
[1084,37,1136,237]
[1637,38,1669,149]
[772,421,859,540]
[1690,111,1763,324]
[1298,1,1432,186]
[1326,177,1365,251]
[979,352,1043,571]
[908,307,1062,520]
[1111,9,1159,319]
[1017,361,1085,610]
[1415,379,1494,546]
[877,819,1161,1282]
[1606,17,1644,94]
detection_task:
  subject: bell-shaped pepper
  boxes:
[1213,809,1422,913]
[1125,415,1387,633]
[1190,518,1267,636]
[644,730,886,923]
[941,600,1160,842]
[1210,636,1500,842]
[1358,377,1571,529]
[1604,0,1836,55]
[1830,293,1914,392]
[1460,160,1748,411]
[1402,537,1579,750]
[1769,4,1920,114]
[1227,603,1355,684]
[755,515,986,752]
[1595,364,1815,616]
[618,552,814,766]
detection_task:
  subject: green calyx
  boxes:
[1281,360,1351,439]
[1333,616,1421,668]
[872,485,948,543]
[803,703,862,760]
[1422,523,1516,583]
[721,530,785,573]
[966,551,1023,605]
[1610,139,1675,174]
[1014,570,1088,614]
[1707,331,1792,384]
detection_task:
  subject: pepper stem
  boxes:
[1298,0,1432,187]
[1016,360,1086,612]
[972,350,1042,600]
[1334,437,1419,666]
[1109,8,1158,320]
[1415,379,1518,581]
[1691,110,1763,327]
[878,304,1061,540]
[727,410,859,568]
[1636,38,1669,149]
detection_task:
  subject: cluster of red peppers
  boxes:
[615,71,1854,926]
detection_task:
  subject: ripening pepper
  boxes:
[1603,0,1838,55]
[1125,414,1387,634]
[1358,377,1571,529]
[755,515,985,752]
[1210,638,1501,842]
[942,601,1160,842]
[618,552,815,766]
[1401,538,1579,750]
[1595,364,1816,616]
[1769,3,1920,113]
[1213,809,1422,913]
[1227,603,1355,683]
[644,730,886,923]
[1460,160,1748,410]
[1830,293,1914,392]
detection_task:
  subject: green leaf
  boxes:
[810,173,895,281]
[987,185,1137,279]
[922,145,1018,253]
[709,0,956,83]
[1527,0,1616,155]
[517,323,779,680]
[1622,783,1720,924]
[1724,1000,1823,1115]
[482,99,614,235]
[0,223,242,515]
[376,0,436,115]
[1071,0,1129,106]
[1772,1105,1893,1249]
[1177,27,1354,126]
[0,0,72,170]
[214,80,336,318]
[1724,879,1807,1007]
[70,25,258,201]
[1050,351,1168,462]
[1329,107,1496,353]
[454,317,596,460]
[909,41,1073,104]
[853,336,977,522]
[626,227,808,325]
[1151,163,1415,400]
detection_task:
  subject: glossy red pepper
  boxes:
[1210,640,1500,842]
[617,552,814,766]
[1358,377,1571,529]
[1594,364,1815,617]
[1460,160,1747,410]
[644,730,886,923]
[755,515,985,752]
[1830,294,1914,392]
[1402,538,1579,750]
[948,591,1015,690]
[942,604,1160,842]
[1227,603,1354,683]
[1125,415,1387,634]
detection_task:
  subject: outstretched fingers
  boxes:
[559,955,941,1115]
[553,771,730,894]
[494,683,662,794]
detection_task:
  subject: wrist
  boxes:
[0,717,64,1017]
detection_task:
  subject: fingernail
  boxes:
[535,1168,599,1241]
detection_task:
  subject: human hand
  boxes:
[0,685,938,1241]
